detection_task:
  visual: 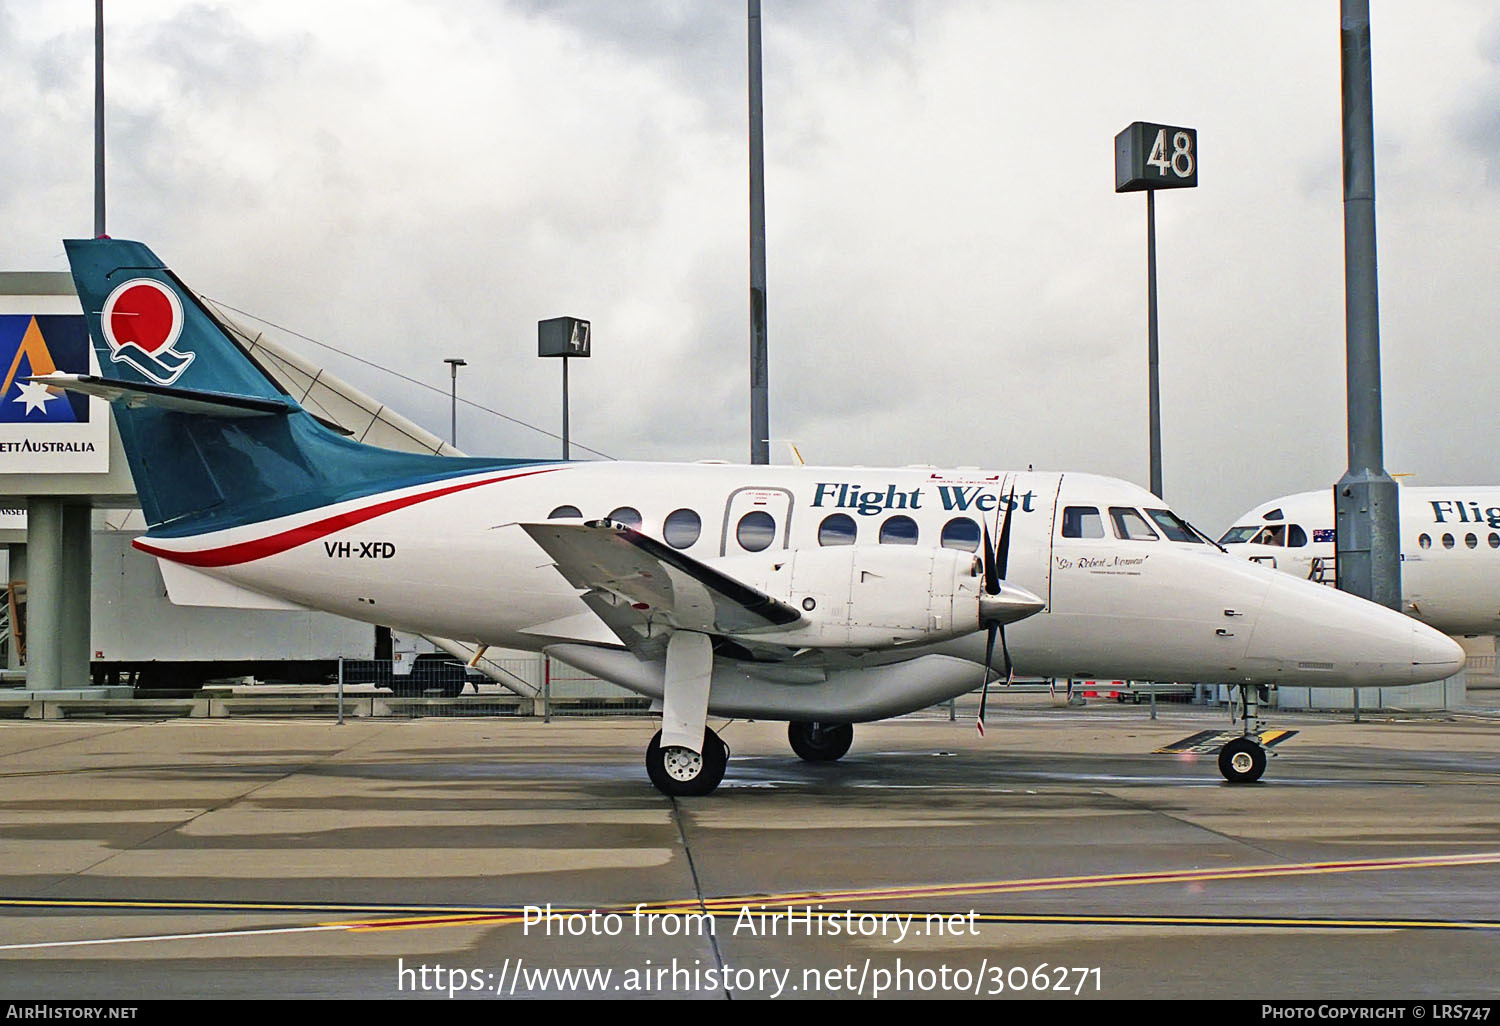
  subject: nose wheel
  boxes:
[646,727,729,797]
[1219,682,1269,783]
[1217,736,1267,783]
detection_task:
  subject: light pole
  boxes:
[748,0,770,465]
[443,357,466,448]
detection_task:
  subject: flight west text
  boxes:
[1429,500,1500,529]
[812,482,1037,517]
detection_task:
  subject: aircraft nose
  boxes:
[1411,623,1465,682]
[1245,573,1464,687]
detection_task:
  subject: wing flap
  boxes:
[520,521,802,655]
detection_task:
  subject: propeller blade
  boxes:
[995,484,1017,581]
[981,520,999,596]
[977,624,997,736]
[999,623,1014,686]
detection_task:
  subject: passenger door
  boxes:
[720,487,794,556]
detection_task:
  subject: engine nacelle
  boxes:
[730,546,987,649]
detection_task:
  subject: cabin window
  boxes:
[1110,507,1159,541]
[1490,533,1499,549]
[663,508,701,549]
[1442,533,1456,550]
[1288,525,1308,548]
[607,506,642,530]
[941,517,981,551]
[879,515,919,545]
[1466,533,1478,549]
[818,513,856,546]
[548,505,582,519]
[736,510,776,552]
[1144,508,1203,543]
[1061,506,1104,539]
[1418,533,1432,549]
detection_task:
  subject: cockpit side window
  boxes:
[1253,525,1286,547]
[1144,508,1203,543]
[1061,506,1104,539]
[1109,507,1159,541]
[1287,524,1308,548]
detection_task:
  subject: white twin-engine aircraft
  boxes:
[1221,487,1500,637]
[43,239,1464,795]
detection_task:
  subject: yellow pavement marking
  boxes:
[337,850,1500,931]
[6,850,1498,945]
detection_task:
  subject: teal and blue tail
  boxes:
[64,238,530,535]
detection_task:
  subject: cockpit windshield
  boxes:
[1218,524,1307,547]
[1219,525,1262,545]
[1145,508,1204,543]
[1062,504,1214,545]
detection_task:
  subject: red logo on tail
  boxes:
[100,279,194,386]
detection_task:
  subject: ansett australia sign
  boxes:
[0,300,108,475]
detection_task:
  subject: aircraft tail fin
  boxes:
[62,238,523,534]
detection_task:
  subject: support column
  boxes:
[61,505,92,686]
[6,543,24,672]
[25,498,64,691]
[1335,0,1400,613]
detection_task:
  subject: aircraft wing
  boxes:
[519,521,803,658]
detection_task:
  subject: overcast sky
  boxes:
[2,1,1497,531]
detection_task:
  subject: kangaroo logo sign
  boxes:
[100,278,195,386]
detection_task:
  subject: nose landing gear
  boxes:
[1220,683,1269,784]
[1218,734,1267,783]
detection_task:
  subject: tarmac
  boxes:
[1,693,1499,1000]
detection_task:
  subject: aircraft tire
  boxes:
[1218,737,1267,784]
[646,728,728,797]
[788,721,854,762]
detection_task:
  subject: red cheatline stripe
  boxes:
[134,467,560,568]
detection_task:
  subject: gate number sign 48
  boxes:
[1115,122,1198,192]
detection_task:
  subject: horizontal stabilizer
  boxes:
[29,373,296,418]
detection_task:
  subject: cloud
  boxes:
[2,1,1499,531]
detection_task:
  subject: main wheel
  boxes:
[645,728,729,797]
[1218,737,1267,784]
[788,721,854,762]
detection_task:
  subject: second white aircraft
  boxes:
[1221,487,1500,637]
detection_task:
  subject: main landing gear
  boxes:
[788,721,854,762]
[643,720,857,796]
[645,727,729,797]
[1219,683,1269,784]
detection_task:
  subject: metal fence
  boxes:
[331,655,652,720]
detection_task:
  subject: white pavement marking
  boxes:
[0,923,351,952]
